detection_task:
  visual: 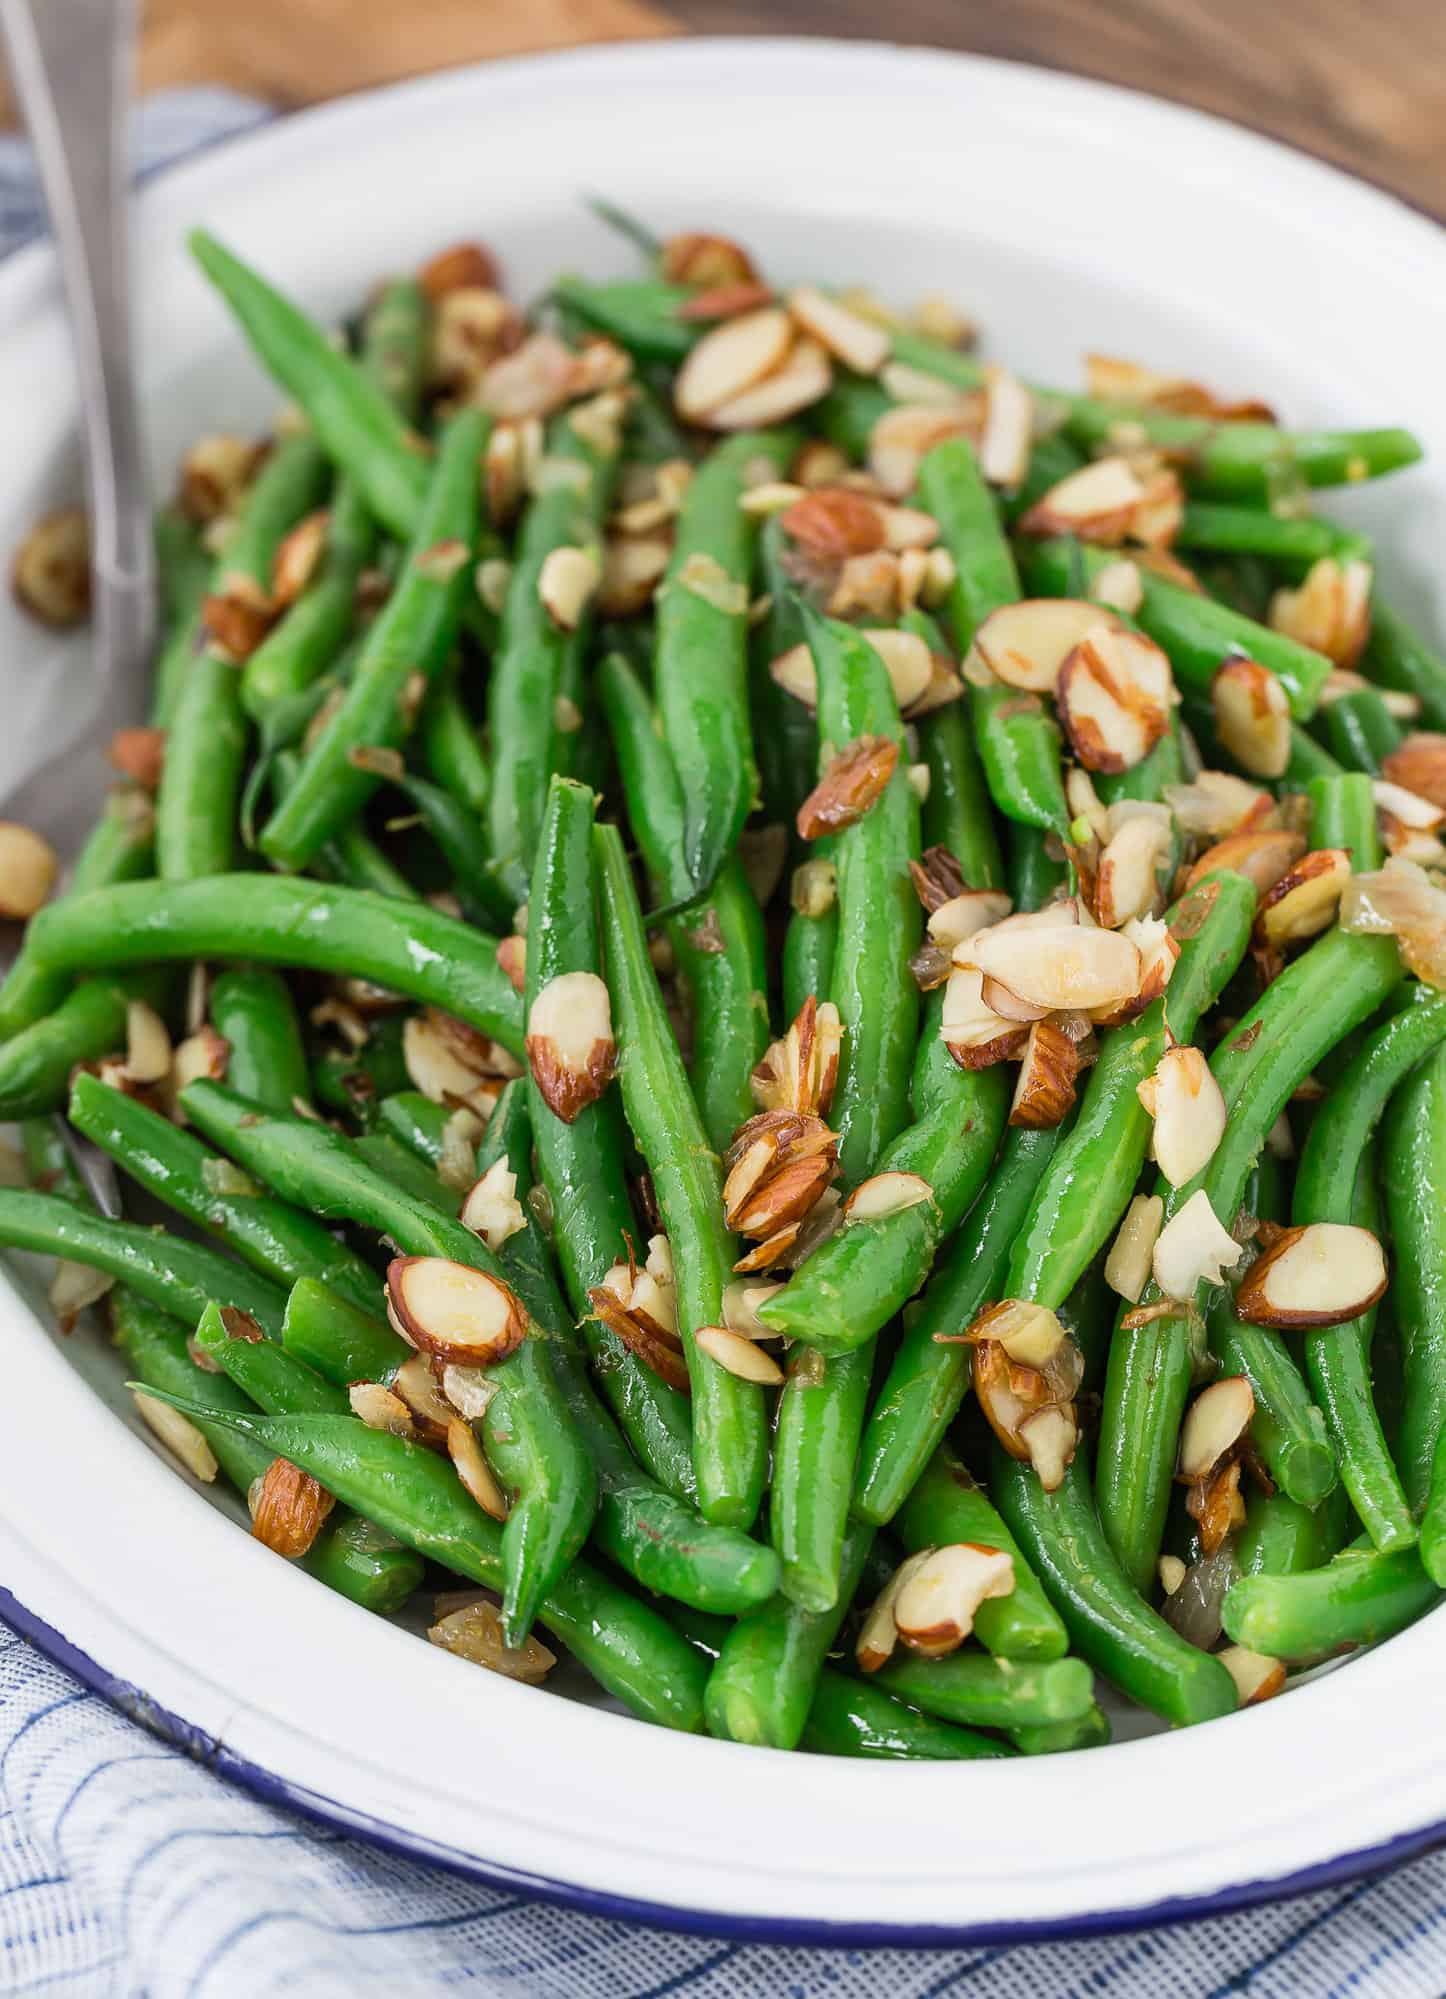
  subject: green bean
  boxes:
[525,777,695,1497]
[1307,772,1382,870]
[1236,1485,1350,1578]
[769,1343,875,1612]
[260,410,486,870]
[310,1013,410,1128]
[1004,870,1257,1310]
[22,876,524,1057]
[751,516,818,832]
[1364,600,1446,732]
[1383,1041,1446,1512]
[352,1131,455,1211]
[1319,687,1402,774]
[115,1292,422,1614]
[595,822,768,1529]
[705,1521,873,1748]
[916,437,1019,651]
[71,787,157,898]
[1223,1543,1438,1660]
[1000,434,1086,525]
[1210,1291,1335,1505]
[485,411,621,905]
[481,1079,779,1614]
[1007,823,1067,910]
[1285,723,1346,787]
[0,970,169,1121]
[420,666,489,816]
[68,1071,382,1316]
[195,1298,349,1412]
[550,274,695,364]
[801,1669,1012,1760]
[654,430,792,897]
[992,1447,1237,1726]
[782,842,838,1024]
[916,691,1006,891]
[853,1123,1063,1526]
[874,1649,1093,1730]
[1009,1707,1112,1756]
[894,1444,1068,1661]
[282,1276,400,1386]
[1095,713,1185,810]
[1096,926,1402,1591]
[1175,503,1356,566]
[1419,1431,1446,1585]
[0,1188,286,1334]
[972,684,1070,835]
[130,1388,707,1731]
[1021,537,1332,719]
[598,653,769,1154]
[815,377,891,462]
[208,968,311,1115]
[152,507,214,718]
[189,232,431,541]
[379,762,510,930]
[179,1079,597,1642]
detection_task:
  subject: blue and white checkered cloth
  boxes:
[3,87,1446,1999]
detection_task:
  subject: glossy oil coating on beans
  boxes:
[800,1669,1013,1761]
[1383,1041,1446,1514]
[208,967,312,1115]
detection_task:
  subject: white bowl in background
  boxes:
[1,36,1443,1945]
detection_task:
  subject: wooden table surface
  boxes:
[5,0,1445,220]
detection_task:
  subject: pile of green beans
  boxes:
[3,213,1443,1756]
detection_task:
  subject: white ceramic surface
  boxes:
[1,37,1443,1943]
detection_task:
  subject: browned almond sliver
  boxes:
[1094,813,1172,928]
[12,507,90,625]
[750,996,843,1119]
[676,280,775,323]
[525,969,616,1123]
[1017,456,1146,543]
[418,240,502,299]
[1008,1019,1081,1129]
[674,307,794,422]
[967,1298,1068,1368]
[1188,1455,1246,1555]
[1212,658,1291,779]
[1269,555,1372,670]
[250,1456,335,1558]
[1217,1645,1287,1709]
[459,1158,527,1254]
[1178,1376,1255,1483]
[1381,734,1446,811]
[971,599,1122,694]
[386,1256,528,1367]
[939,968,1030,1070]
[1256,849,1352,947]
[796,734,899,840]
[348,1380,416,1437]
[0,821,59,919]
[446,1416,509,1521]
[599,535,670,618]
[1137,1043,1227,1187]
[1235,1222,1388,1328]
[908,844,968,913]
[661,232,758,288]
[1056,626,1175,774]
[787,285,891,375]
[970,1339,1054,1459]
[271,509,329,609]
[893,1543,1015,1658]
[587,1283,692,1394]
[868,401,982,498]
[963,923,1142,1014]
[1184,827,1306,900]
[779,485,885,559]
[481,332,578,422]
[694,1324,785,1386]
[705,337,832,431]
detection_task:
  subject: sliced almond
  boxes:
[1236,1222,1388,1328]
[0,822,59,919]
[675,307,794,420]
[1257,848,1351,946]
[779,485,886,559]
[969,1298,1067,1368]
[787,285,890,375]
[599,535,669,617]
[479,331,577,423]
[1165,770,1273,840]
[49,1259,114,1333]
[178,433,262,523]
[525,969,616,1123]
[588,1282,691,1393]
[791,439,851,488]
[750,996,843,1119]
[978,366,1033,487]
[1217,1644,1287,1708]
[1212,659,1291,779]
[1184,826,1306,899]
[1159,1553,1187,1596]
[1105,1193,1165,1303]
[893,1542,1015,1657]
[1381,735,1446,811]
[459,1158,527,1254]
[1374,779,1445,834]
[170,1023,230,1101]
[1138,1045,1227,1188]
[537,545,600,632]
[386,1256,528,1367]
[694,1324,785,1386]
[961,922,1142,1014]
[133,1390,218,1481]
[1152,1188,1242,1298]
[972,600,1122,694]
[863,628,935,712]
[1066,765,1111,846]
[1057,626,1175,774]
[1018,1402,1079,1491]
[842,1172,933,1223]
[1009,1020,1081,1129]
[927,889,1013,952]
[1090,559,1144,616]
[1017,456,1145,542]
[677,279,776,323]
[391,1351,456,1444]
[348,1380,415,1437]
[250,1456,335,1557]
[868,400,982,497]
[705,336,833,431]
[796,734,899,841]
[855,1549,934,1672]
[1268,556,1372,670]
[402,1011,499,1116]
[125,1000,173,1084]
[722,1279,784,1338]
[446,1415,509,1520]
[1178,1375,1255,1481]
[939,967,1030,1069]
[1095,812,1172,927]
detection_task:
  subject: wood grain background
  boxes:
[6,0,1445,219]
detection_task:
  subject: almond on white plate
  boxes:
[893,1542,1015,1657]
[526,969,616,1123]
[1211,658,1291,779]
[969,599,1122,693]
[1235,1222,1388,1328]
[1137,1045,1227,1188]
[1056,625,1176,774]
[386,1256,528,1367]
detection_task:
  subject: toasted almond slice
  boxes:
[1137,1045,1227,1188]
[978,366,1033,487]
[1159,1553,1187,1596]
[769,641,819,709]
[1217,1644,1287,1708]
[459,1158,527,1254]
[722,1279,784,1338]
[1152,1188,1242,1297]
[1017,456,1145,541]
[1066,765,1111,845]
[1095,812,1172,927]
[1179,1375,1255,1481]
[970,1298,1067,1368]
[390,1351,456,1444]
[1105,1193,1165,1303]
[787,285,890,375]
[674,306,793,421]
[1090,558,1144,616]
[1269,555,1373,669]
[939,967,1030,1069]
[660,231,758,287]
[879,503,940,552]
[972,599,1122,693]
[1057,625,1175,775]
[1236,1222,1388,1328]
[1121,913,1180,1006]
[1374,779,1446,833]
[1009,1020,1081,1129]
[348,1380,416,1436]
[779,485,886,558]
[1212,659,1291,779]
[1184,827,1306,899]
[704,336,832,431]
[118,998,171,1085]
[49,1259,114,1333]
[694,1324,786,1385]
[927,889,1013,952]
[133,1389,219,1481]
[979,975,1051,1024]
[843,1171,933,1223]
[402,1012,494,1114]
[537,545,600,632]
[1257,849,1351,946]
[1019,1403,1079,1491]
[525,969,616,1123]
[963,922,1142,1014]
[855,1549,935,1672]
[0,822,59,919]
[480,331,578,422]
[447,1415,509,1520]
[893,1543,1015,1657]
[1381,735,1446,811]
[739,479,807,519]
[598,535,669,617]
[880,359,972,404]
[863,628,935,712]
[1165,770,1273,839]
[250,1456,335,1557]
[386,1256,528,1367]
[170,1024,230,1104]
[796,734,899,841]
[868,400,982,497]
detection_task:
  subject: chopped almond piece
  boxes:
[1212,659,1290,779]
[0,822,59,919]
[1218,1644,1287,1708]
[787,286,890,375]
[677,279,775,323]
[1257,849,1351,946]
[1095,812,1171,927]
[750,996,843,1119]
[598,536,669,617]
[12,507,90,625]
[537,545,600,632]
[1056,626,1176,774]
[1184,827,1306,899]
[125,1000,172,1085]
[796,734,899,840]
[694,1325,785,1385]
[1017,456,1145,543]
[391,1352,456,1444]
[779,485,886,559]
[459,1158,527,1254]
[1090,559,1145,616]
[1375,779,1445,833]
[1269,556,1373,669]
[868,401,982,497]
[447,1416,509,1521]
[958,922,1142,1014]
[855,1550,934,1672]
[927,889,1013,952]
[526,969,616,1123]
[480,332,578,422]
[1138,1046,1227,1188]
[1009,1020,1081,1128]
[842,1172,933,1222]
[1381,735,1446,811]
[723,1110,838,1239]
[133,1390,218,1481]
[893,1543,1015,1657]
[1236,1222,1388,1328]
[1019,1403,1079,1491]
[348,1381,415,1437]
[386,1256,528,1367]
[250,1457,335,1557]
[1105,1194,1165,1302]
[978,367,1033,487]
[939,967,1030,1070]
[419,240,501,298]
[1152,1189,1242,1297]
[1179,1376,1255,1482]
[969,1299,1067,1369]
[1165,770,1272,840]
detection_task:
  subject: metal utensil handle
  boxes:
[0,0,154,724]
